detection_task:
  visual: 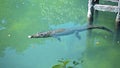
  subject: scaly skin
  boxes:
[28,25,113,40]
[28,28,67,38]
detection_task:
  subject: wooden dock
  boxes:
[87,0,120,41]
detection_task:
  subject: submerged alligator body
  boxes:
[28,25,113,41]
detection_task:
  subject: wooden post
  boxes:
[87,0,99,36]
[115,0,120,41]
[87,0,99,25]
[87,0,94,25]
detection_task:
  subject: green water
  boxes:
[0,0,120,68]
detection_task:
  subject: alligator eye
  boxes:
[40,34,44,36]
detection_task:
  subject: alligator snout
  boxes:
[28,35,32,38]
[28,32,50,38]
[28,35,40,38]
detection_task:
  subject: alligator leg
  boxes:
[52,36,61,41]
[75,31,81,40]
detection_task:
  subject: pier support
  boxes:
[87,0,99,25]
[115,12,120,41]
[87,0,94,25]
[87,0,120,41]
[115,0,120,41]
[87,0,99,36]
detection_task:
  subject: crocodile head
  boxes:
[28,32,50,38]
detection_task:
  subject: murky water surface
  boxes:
[0,0,120,68]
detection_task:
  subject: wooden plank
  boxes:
[94,4,118,12]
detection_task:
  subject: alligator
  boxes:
[28,25,113,41]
